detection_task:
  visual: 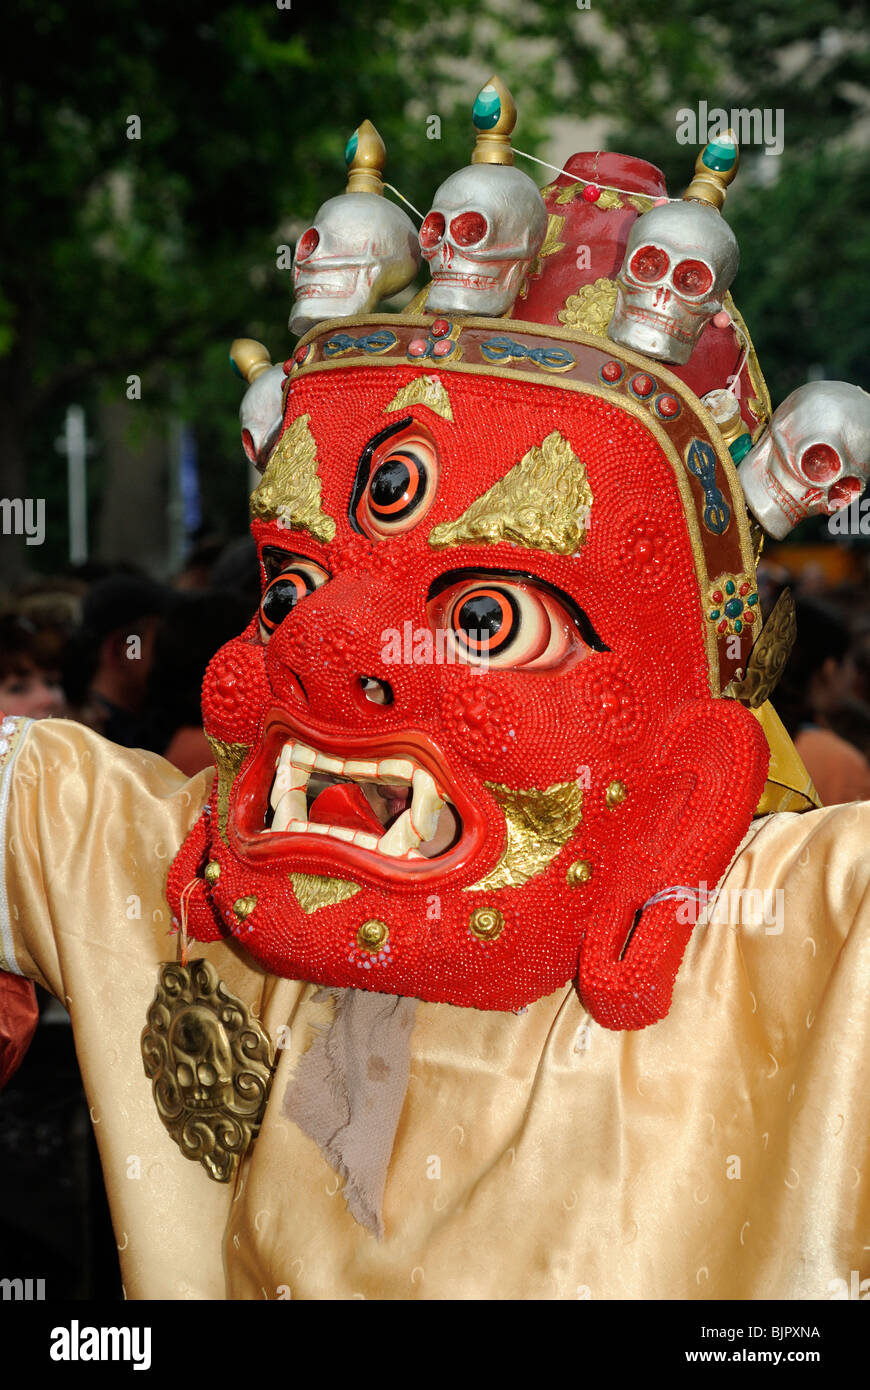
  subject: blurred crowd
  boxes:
[0,532,259,776]
[1,543,870,804]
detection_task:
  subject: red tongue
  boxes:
[307,782,385,836]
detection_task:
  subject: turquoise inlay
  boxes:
[473,85,501,131]
[724,598,744,619]
[748,593,759,606]
[345,129,359,165]
[702,139,737,172]
[229,352,244,380]
[729,433,752,463]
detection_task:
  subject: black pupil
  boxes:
[262,573,309,627]
[458,593,507,641]
[369,452,425,519]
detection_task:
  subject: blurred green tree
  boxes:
[2,0,868,575]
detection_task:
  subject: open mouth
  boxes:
[264,739,461,860]
[230,712,485,880]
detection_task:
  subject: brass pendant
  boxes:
[141,959,274,1183]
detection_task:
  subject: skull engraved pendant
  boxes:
[141,959,274,1182]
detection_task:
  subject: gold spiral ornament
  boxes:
[469,906,505,941]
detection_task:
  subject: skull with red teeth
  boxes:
[168,321,770,1029]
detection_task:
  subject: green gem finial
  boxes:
[473,83,502,131]
[702,133,738,173]
[470,75,517,166]
[684,127,739,210]
[344,119,385,195]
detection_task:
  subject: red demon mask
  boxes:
[168,305,770,1029]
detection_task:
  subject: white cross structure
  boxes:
[54,405,94,565]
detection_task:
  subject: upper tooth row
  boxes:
[270,741,448,808]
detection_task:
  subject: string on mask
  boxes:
[513,146,681,204]
[384,182,424,221]
[174,877,198,967]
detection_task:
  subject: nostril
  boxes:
[359,676,394,707]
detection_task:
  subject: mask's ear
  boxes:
[577,697,769,1030]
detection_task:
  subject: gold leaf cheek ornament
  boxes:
[141,934,274,1183]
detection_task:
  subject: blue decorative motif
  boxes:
[480,336,576,372]
[323,330,398,358]
[686,439,731,535]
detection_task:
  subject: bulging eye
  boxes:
[355,424,439,539]
[420,212,445,249]
[295,228,319,262]
[428,576,592,671]
[800,442,841,484]
[672,259,714,296]
[259,560,329,641]
[449,211,488,246]
[630,245,670,283]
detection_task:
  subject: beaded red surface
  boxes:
[167,366,768,1028]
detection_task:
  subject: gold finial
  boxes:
[683,129,740,210]
[470,75,517,166]
[230,338,272,384]
[345,119,386,195]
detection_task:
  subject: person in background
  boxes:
[62,573,170,748]
[142,589,257,775]
[775,596,870,806]
[0,613,67,720]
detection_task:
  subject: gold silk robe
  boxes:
[1,715,869,1300]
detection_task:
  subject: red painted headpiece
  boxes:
[169,123,776,1029]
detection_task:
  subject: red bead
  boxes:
[431,318,450,337]
[433,340,452,357]
[408,338,427,356]
[635,539,653,562]
[656,394,679,417]
[717,619,728,634]
[739,582,751,596]
[744,610,755,624]
[294,346,309,364]
[283,358,295,375]
[601,360,622,383]
[712,589,723,603]
[630,373,654,398]
[582,184,601,202]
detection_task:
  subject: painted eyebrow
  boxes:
[348,416,414,534]
[427,567,610,653]
[261,546,328,584]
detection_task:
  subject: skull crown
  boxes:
[289,192,421,337]
[738,381,870,540]
[607,201,739,365]
[420,163,547,318]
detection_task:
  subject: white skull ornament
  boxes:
[738,381,870,539]
[239,363,285,469]
[607,201,739,364]
[289,193,421,337]
[420,164,547,317]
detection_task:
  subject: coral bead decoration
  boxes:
[169,364,768,1028]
